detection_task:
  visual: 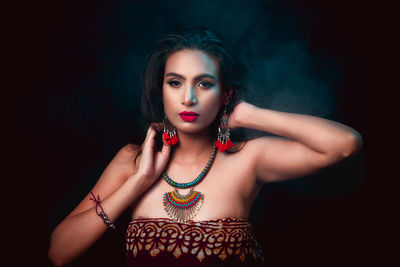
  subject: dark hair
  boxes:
[140,26,247,150]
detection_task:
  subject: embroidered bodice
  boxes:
[126,217,264,266]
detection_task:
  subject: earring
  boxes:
[163,115,178,145]
[216,106,234,152]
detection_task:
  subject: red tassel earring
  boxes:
[216,106,234,152]
[163,116,178,145]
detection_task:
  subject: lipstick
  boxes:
[179,111,199,122]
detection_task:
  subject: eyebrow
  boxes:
[165,72,217,81]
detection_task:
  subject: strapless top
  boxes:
[126,217,264,266]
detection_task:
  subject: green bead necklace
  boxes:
[162,143,217,222]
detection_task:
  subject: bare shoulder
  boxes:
[97,143,142,184]
[236,136,280,155]
[113,143,141,166]
[112,143,144,176]
[232,137,272,166]
[67,143,141,217]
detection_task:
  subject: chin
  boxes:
[176,123,209,135]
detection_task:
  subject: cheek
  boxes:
[162,87,174,110]
[209,88,224,108]
[201,92,222,119]
[207,97,221,111]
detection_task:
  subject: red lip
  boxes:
[179,111,199,122]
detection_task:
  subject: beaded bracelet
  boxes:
[89,192,116,230]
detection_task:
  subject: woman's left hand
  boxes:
[227,101,254,130]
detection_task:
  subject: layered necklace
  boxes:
[162,143,217,223]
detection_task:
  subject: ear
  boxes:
[223,87,234,105]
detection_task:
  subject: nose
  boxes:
[182,85,197,106]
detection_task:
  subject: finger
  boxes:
[145,125,154,140]
[142,126,155,148]
[154,143,171,173]
[153,122,163,131]
[141,127,156,158]
[160,141,171,157]
[143,126,156,147]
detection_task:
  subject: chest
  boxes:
[131,152,261,221]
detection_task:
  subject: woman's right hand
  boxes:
[48,126,170,266]
[133,124,171,190]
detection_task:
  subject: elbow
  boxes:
[48,247,66,267]
[341,130,363,158]
[48,234,72,267]
[48,245,75,267]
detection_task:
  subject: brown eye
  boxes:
[167,80,181,87]
[198,81,214,89]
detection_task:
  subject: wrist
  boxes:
[235,102,257,129]
[128,172,155,195]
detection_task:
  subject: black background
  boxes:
[10,0,394,266]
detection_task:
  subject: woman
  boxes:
[48,28,363,266]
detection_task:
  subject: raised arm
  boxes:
[229,102,363,183]
[48,125,170,266]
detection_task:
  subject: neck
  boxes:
[170,129,214,164]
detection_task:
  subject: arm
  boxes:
[48,126,171,266]
[230,102,363,183]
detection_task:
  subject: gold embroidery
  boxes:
[126,217,264,263]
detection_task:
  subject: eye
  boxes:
[167,80,181,87]
[198,81,214,89]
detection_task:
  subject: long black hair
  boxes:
[138,26,248,151]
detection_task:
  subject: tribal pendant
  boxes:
[163,188,204,223]
[216,106,234,152]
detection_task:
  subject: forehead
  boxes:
[164,49,219,78]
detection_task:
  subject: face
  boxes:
[163,49,225,134]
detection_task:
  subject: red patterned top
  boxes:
[126,217,264,267]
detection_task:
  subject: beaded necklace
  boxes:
[162,143,217,223]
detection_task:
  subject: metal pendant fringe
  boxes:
[216,106,234,152]
[163,188,204,223]
[163,116,178,145]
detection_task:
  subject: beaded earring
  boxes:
[216,106,234,152]
[163,115,178,145]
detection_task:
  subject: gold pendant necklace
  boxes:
[162,144,217,223]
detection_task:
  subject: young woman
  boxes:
[48,28,363,266]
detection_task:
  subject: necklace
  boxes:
[162,143,217,223]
